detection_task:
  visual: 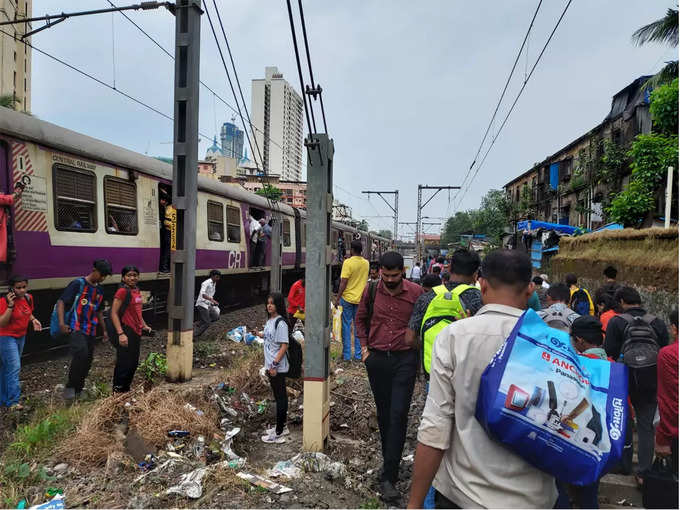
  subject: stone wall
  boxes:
[551,227,678,319]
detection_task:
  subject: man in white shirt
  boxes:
[407,249,557,509]
[410,262,422,283]
[195,270,221,337]
[249,216,262,267]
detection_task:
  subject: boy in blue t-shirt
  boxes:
[58,259,112,400]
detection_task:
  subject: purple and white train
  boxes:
[0,108,391,351]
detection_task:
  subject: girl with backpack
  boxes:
[110,266,153,393]
[257,292,290,443]
[0,275,41,410]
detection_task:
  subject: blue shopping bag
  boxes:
[475,309,628,486]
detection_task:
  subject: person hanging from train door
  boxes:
[109,266,154,393]
[257,218,268,267]
[158,190,172,274]
[249,214,262,268]
[58,259,112,402]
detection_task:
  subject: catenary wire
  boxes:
[455,0,573,211]
[285,0,315,136]
[0,28,213,142]
[297,0,327,134]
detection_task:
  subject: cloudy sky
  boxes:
[30,1,673,237]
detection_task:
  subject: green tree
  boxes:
[255,184,282,201]
[633,8,678,89]
[441,190,514,248]
[441,211,474,245]
[0,94,19,109]
[376,229,393,239]
[649,78,679,135]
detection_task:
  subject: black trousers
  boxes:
[112,324,141,393]
[365,348,418,483]
[435,490,461,509]
[159,229,171,272]
[195,306,219,337]
[66,330,97,393]
[268,372,288,435]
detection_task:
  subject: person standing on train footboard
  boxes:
[57,259,112,402]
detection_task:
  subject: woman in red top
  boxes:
[286,278,305,318]
[596,293,619,334]
[0,275,41,409]
[111,266,152,393]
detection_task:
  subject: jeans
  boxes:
[630,393,657,474]
[423,380,436,509]
[340,298,360,360]
[194,305,220,337]
[555,479,599,509]
[0,335,25,406]
[365,349,417,483]
[112,325,141,393]
[66,330,97,393]
[268,372,288,435]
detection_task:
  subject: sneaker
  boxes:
[62,386,76,401]
[261,431,286,444]
[264,426,290,436]
[379,480,400,502]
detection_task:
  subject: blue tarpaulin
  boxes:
[517,220,579,235]
[549,163,559,190]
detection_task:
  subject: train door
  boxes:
[248,206,266,267]
[0,142,13,283]
[293,208,301,269]
[158,183,172,273]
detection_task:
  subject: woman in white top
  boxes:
[258,292,290,443]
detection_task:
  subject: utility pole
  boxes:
[166,0,201,382]
[416,185,460,262]
[361,190,399,241]
[665,167,674,229]
[303,134,334,451]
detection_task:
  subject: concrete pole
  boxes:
[303,134,333,451]
[166,0,201,382]
[665,166,673,229]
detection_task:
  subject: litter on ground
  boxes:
[236,472,293,494]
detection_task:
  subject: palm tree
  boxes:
[633,8,678,88]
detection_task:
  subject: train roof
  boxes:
[0,108,390,241]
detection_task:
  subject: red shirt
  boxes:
[114,287,144,335]
[356,279,424,351]
[287,280,305,315]
[599,309,617,334]
[656,341,679,447]
[0,294,34,338]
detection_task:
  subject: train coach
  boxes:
[0,108,391,352]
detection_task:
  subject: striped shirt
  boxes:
[60,278,104,336]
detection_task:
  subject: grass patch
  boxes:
[360,497,383,509]
[194,341,219,359]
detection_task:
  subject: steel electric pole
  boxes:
[361,190,399,241]
[416,185,460,262]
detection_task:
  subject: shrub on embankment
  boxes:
[551,227,678,319]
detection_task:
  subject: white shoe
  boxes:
[265,426,290,436]
[261,431,286,443]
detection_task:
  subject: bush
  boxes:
[649,78,678,135]
[138,352,167,382]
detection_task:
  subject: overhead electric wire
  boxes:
[0,28,213,142]
[296,0,327,134]
[285,0,315,136]
[458,0,543,198]
[106,0,285,153]
[455,0,573,210]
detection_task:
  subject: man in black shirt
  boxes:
[595,265,621,306]
[604,286,668,481]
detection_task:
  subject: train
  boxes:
[0,108,392,352]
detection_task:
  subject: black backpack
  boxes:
[275,317,302,379]
[105,286,132,346]
[570,288,591,316]
[620,313,659,369]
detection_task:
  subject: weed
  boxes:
[10,414,71,456]
[194,341,219,358]
[360,497,382,509]
[90,380,111,399]
[139,352,167,381]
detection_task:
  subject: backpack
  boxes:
[421,284,475,374]
[49,277,86,338]
[104,286,133,346]
[619,313,659,369]
[276,317,302,379]
[570,288,591,316]
[540,306,575,332]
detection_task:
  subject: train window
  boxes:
[207,200,224,241]
[53,165,97,232]
[331,229,338,247]
[282,218,291,247]
[104,176,138,235]
[226,206,241,243]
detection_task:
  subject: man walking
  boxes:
[407,250,556,509]
[356,251,423,502]
[336,240,369,361]
[595,265,621,305]
[59,259,112,401]
[195,270,221,337]
[410,261,422,283]
[566,273,595,316]
[605,286,669,484]
[537,283,580,332]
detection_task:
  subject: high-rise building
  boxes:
[251,66,303,181]
[220,121,244,159]
[0,0,32,112]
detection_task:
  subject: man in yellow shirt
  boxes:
[566,273,595,316]
[336,240,369,360]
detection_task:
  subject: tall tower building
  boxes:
[0,0,32,112]
[251,66,303,181]
[220,121,244,159]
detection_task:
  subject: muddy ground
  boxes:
[0,305,426,509]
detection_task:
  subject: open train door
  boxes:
[0,142,13,284]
